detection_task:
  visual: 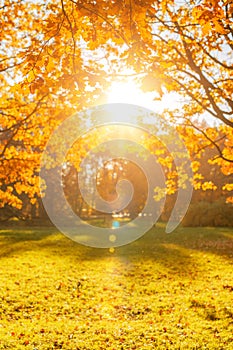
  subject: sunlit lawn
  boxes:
[0,224,233,349]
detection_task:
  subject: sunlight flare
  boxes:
[107,79,181,113]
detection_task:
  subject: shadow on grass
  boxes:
[166,225,233,258]
[1,224,232,278]
[0,225,57,259]
[0,226,55,242]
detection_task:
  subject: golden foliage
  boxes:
[0,0,232,209]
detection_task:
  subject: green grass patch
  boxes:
[0,224,233,349]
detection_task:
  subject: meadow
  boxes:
[0,224,232,349]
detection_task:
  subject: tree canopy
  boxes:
[0,0,232,214]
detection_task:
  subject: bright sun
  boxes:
[107,80,180,113]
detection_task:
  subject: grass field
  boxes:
[0,224,233,349]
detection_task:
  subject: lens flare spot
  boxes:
[109,234,117,242]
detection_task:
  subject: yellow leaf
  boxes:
[222,184,233,191]
[46,57,55,72]
[202,181,217,191]
[213,20,226,34]
[226,197,233,204]
[202,22,212,35]
[191,161,200,172]
[27,70,35,83]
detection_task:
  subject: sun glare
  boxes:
[107,80,180,114]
